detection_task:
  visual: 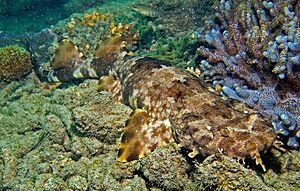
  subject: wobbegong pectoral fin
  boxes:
[118,109,150,162]
[117,108,173,162]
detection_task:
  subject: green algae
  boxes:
[138,34,198,67]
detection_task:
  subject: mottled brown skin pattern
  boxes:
[47,35,276,168]
[115,57,176,161]
[170,91,275,160]
[111,57,276,168]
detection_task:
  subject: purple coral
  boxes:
[195,0,300,149]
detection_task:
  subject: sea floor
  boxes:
[0,74,299,190]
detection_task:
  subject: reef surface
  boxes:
[0,74,300,190]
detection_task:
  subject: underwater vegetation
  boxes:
[128,0,216,68]
[0,45,32,81]
[196,0,300,149]
[139,35,198,67]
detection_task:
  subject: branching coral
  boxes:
[195,0,300,148]
[0,45,32,81]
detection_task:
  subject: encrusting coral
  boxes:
[195,0,300,149]
[0,45,32,81]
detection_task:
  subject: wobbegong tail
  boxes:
[47,57,115,82]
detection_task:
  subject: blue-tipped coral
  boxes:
[195,0,300,149]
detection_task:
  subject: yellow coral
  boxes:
[66,18,77,29]
[109,22,135,36]
[81,10,110,27]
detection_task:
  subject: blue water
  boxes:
[0,0,102,33]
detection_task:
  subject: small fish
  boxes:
[132,4,159,18]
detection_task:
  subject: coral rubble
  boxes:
[138,143,194,190]
[195,0,300,149]
[0,45,32,81]
[194,155,272,190]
